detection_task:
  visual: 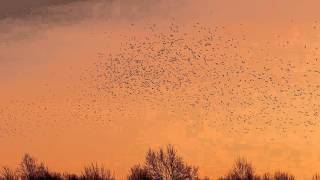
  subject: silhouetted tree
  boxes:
[0,149,314,180]
[81,163,115,180]
[63,172,80,180]
[313,173,320,180]
[218,158,260,180]
[127,165,152,180]
[143,144,199,180]
[201,177,210,180]
[18,153,61,180]
[261,173,271,180]
[19,154,38,179]
[1,167,18,180]
[273,171,294,180]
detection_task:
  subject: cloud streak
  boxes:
[0,0,89,19]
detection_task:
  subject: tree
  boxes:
[313,174,320,180]
[18,153,61,180]
[273,171,295,180]
[201,177,211,180]
[218,158,260,180]
[143,144,199,180]
[81,163,115,180]
[19,154,38,179]
[62,172,80,180]
[261,173,271,180]
[1,167,18,180]
[128,165,152,180]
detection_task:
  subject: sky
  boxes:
[1,0,320,179]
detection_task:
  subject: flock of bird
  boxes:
[1,21,320,140]
[88,22,320,138]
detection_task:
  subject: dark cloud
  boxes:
[0,0,90,19]
[0,0,185,42]
[0,0,186,21]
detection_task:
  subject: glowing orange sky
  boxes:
[1,1,320,179]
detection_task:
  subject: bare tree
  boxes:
[143,144,199,180]
[62,172,80,180]
[261,173,271,180]
[1,167,18,180]
[81,163,115,180]
[313,174,320,180]
[273,171,295,180]
[19,154,38,179]
[218,158,260,180]
[18,153,61,180]
[128,165,152,180]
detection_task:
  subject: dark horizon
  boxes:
[0,145,315,180]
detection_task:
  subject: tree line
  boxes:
[0,144,319,180]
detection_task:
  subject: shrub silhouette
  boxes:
[218,158,260,180]
[129,144,199,180]
[81,163,115,180]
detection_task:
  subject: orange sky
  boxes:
[1,1,320,179]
